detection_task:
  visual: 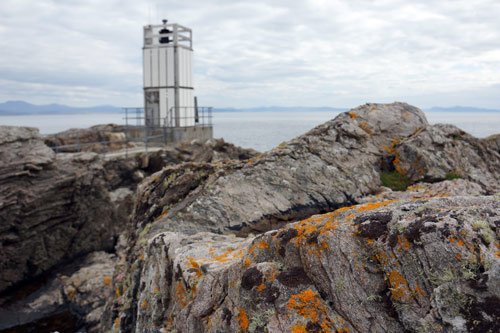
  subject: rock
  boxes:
[0,251,116,332]
[0,126,118,293]
[132,102,430,238]
[394,124,500,192]
[359,179,487,203]
[105,196,500,332]
[43,124,133,153]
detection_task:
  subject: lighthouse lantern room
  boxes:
[143,20,195,127]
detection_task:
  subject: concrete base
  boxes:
[125,125,213,145]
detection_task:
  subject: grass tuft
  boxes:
[381,171,410,191]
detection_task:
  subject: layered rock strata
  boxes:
[0,126,118,293]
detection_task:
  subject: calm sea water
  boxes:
[0,111,498,152]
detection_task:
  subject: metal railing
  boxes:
[44,107,213,156]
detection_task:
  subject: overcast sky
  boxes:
[1,0,499,109]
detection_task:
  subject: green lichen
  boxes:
[248,309,274,333]
[430,268,457,286]
[137,223,152,247]
[471,219,494,244]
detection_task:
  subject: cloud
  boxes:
[0,0,499,108]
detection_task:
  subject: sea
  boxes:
[0,111,499,152]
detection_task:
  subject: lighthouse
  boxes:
[143,20,195,127]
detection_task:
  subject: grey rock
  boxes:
[133,102,430,238]
[395,123,500,192]
[106,196,500,332]
[0,251,116,332]
[0,126,118,293]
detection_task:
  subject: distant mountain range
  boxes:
[212,106,348,112]
[0,101,122,115]
[0,101,499,115]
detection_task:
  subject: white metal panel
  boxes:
[151,49,159,87]
[166,89,174,126]
[188,51,193,88]
[159,88,167,122]
[167,48,174,86]
[179,89,194,126]
[180,48,187,87]
[143,49,152,88]
[159,48,167,87]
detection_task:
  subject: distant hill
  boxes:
[1,101,499,116]
[0,101,122,115]
[425,106,500,113]
[213,106,348,112]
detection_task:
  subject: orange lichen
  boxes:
[383,139,400,154]
[175,281,188,308]
[414,285,425,298]
[397,235,410,251]
[357,200,397,212]
[186,257,203,279]
[287,289,330,326]
[115,288,121,297]
[387,271,409,301]
[359,122,373,135]
[393,153,407,175]
[238,308,249,332]
[114,317,120,329]
[68,289,76,299]
[141,299,148,309]
[257,283,266,292]
[156,211,168,220]
[348,112,357,119]
[259,239,269,249]
[337,329,350,333]
[102,276,112,286]
[292,323,308,333]
[243,258,253,267]
[153,288,160,294]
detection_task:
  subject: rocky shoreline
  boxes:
[0,102,499,332]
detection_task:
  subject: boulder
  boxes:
[106,196,500,332]
[0,251,116,332]
[0,126,118,293]
[394,124,500,192]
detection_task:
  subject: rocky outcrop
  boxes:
[394,124,500,193]
[130,103,500,241]
[106,196,500,332]
[43,124,131,153]
[0,125,258,331]
[0,126,118,294]
[0,251,116,332]
[102,102,500,332]
[132,103,429,238]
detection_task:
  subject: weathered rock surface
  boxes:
[394,124,500,193]
[0,126,118,293]
[0,125,258,330]
[106,196,500,332]
[133,103,430,238]
[131,103,500,241]
[0,251,116,332]
[43,124,132,153]
[359,179,487,203]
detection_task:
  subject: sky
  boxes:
[0,0,499,109]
